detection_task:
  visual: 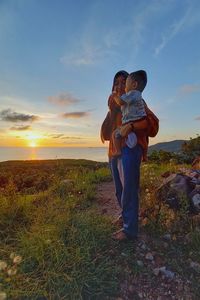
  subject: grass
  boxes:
[0,159,200,299]
[0,159,120,299]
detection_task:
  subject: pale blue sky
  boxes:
[0,0,199,147]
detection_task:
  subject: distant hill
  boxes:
[148,139,188,153]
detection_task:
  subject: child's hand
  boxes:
[113,86,121,96]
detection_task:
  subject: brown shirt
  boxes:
[108,94,149,160]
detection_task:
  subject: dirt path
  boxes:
[96,181,121,219]
[96,180,195,300]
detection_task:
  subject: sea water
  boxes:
[0,147,108,162]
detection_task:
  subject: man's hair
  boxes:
[129,70,147,92]
[112,70,129,91]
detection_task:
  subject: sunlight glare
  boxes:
[26,133,41,147]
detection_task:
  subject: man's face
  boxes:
[114,75,126,96]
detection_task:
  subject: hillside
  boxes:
[148,139,187,153]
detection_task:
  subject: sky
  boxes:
[0,0,200,148]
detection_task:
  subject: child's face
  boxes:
[113,75,126,95]
[125,76,138,93]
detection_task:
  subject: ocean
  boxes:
[0,147,108,162]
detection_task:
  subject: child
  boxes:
[112,70,147,156]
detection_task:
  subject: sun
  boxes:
[26,133,41,147]
[29,141,37,147]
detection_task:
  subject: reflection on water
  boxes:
[29,148,37,160]
[0,147,108,162]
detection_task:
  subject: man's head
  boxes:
[125,70,147,93]
[112,70,129,95]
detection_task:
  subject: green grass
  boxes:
[0,160,200,299]
[0,160,119,299]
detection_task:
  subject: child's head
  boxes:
[125,70,147,93]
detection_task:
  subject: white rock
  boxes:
[145,252,154,261]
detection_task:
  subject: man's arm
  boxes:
[131,118,148,133]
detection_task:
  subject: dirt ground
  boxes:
[96,180,196,300]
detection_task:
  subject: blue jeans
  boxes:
[110,157,123,209]
[121,144,142,238]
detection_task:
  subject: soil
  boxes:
[96,180,196,300]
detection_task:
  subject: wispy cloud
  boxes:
[154,3,200,56]
[46,133,83,139]
[60,43,112,66]
[61,136,83,140]
[61,111,90,118]
[48,93,80,105]
[10,125,31,131]
[180,84,200,94]
[0,109,39,122]
[194,116,200,121]
[48,134,65,139]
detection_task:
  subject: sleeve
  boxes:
[121,91,141,104]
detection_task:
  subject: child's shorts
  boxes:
[125,132,137,148]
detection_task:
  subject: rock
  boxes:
[190,261,200,272]
[128,285,134,293]
[145,252,154,261]
[139,241,147,251]
[153,268,160,276]
[163,242,169,248]
[156,174,193,209]
[159,266,175,279]
[137,260,144,267]
[138,292,143,299]
[153,266,175,279]
[163,233,171,241]
[190,188,200,212]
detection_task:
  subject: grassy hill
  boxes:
[148,139,187,153]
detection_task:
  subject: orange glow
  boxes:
[26,133,41,147]
[29,141,37,147]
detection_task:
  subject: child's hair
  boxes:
[129,70,147,92]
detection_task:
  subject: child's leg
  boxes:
[112,128,122,156]
[119,123,133,137]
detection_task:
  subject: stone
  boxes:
[137,260,144,267]
[153,268,160,276]
[190,261,200,272]
[163,233,171,241]
[145,252,154,261]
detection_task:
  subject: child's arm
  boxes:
[112,92,126,106]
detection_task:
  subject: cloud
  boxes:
[154,3,200,56]
[0,109,39,122]
[155,12,189,56]
[194,116,200,121]
[10,125,31,131]
[48,93,80,105]
[48,134,65,139]
[46,133,83,139]
[61,136,83,140]
[180,84,200,94]
[60,43,112,66]
[61,111,90,118]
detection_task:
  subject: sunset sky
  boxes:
[0,0,200,148]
